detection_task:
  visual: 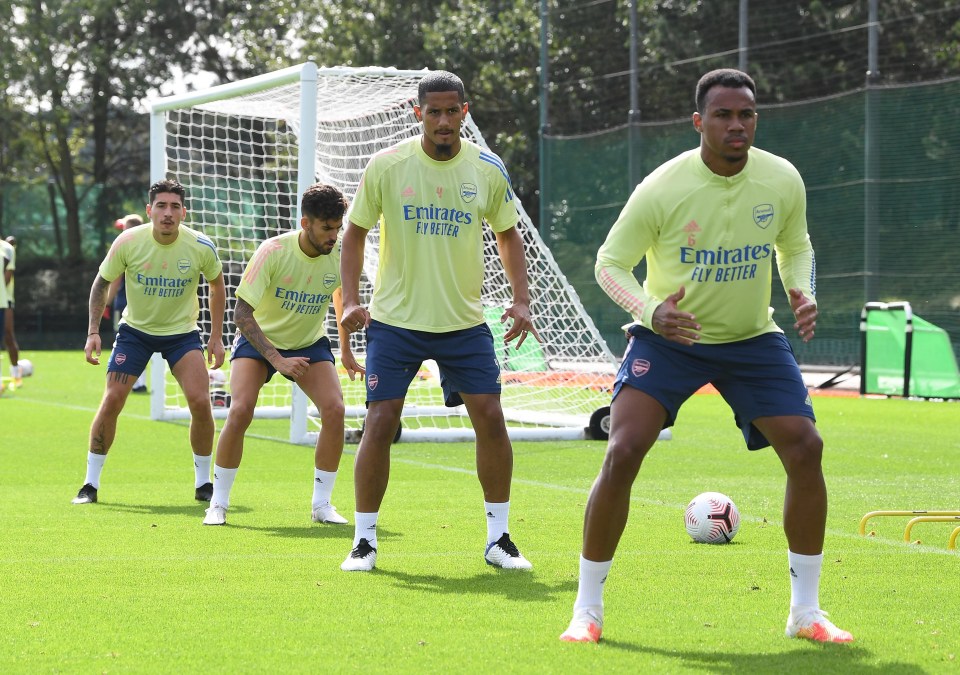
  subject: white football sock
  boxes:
[83,452,107,489]
[193,453,212,488]
[573,556,612,615]
[211,465,237,508]
[354,512,379,548]
[484,500,510,545]
[788,550,823,610]
[312,469,338,510]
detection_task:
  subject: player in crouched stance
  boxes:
[202,183,363,527]
[561,69,852,644]
[73,179,225,505]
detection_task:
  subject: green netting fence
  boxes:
[543,78,960,367]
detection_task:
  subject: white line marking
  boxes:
[15,395,958,557]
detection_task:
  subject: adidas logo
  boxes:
[486,511,494,518]
[366,524,377,530]
[315,477,323,483]
[790,567,798,578]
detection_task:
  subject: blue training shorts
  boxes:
[612,325,814,450]
[108,324,202,376]
[364,319,501,406]
[231,334,334,383]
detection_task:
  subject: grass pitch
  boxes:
[2,351,959,673]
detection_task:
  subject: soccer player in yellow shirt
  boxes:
[561,69,853,644]
[72,179,225,506]
[202,183,363,527]
[339,71,541,572]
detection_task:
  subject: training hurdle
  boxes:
[902,515,960,543]
[859,510,960,549]
[859,510,960,535]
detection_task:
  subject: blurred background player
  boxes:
[203,183,363,527]
[0,235,10,389]
[72,179,225,506]
[106,215,148,393]
[1,235,19,386]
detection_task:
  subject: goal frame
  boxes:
[147,62,636,445]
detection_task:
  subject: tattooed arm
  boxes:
[85,275,111,365]
[234,297,309,380]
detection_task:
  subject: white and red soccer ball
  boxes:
[685,492,740,544]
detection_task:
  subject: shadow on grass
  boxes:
[226,524,401,541]
[596,640,919,674]
[377,568,575,602]
[99,502,244,517]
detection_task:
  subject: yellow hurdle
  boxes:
[949,527,960,551]
[859,510,960,536]
[903,515,960,543]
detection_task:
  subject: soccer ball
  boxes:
[18,359,33,377]
[685,492,740,544]
[208,369,227,387]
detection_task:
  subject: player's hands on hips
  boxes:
[340,349,366,381]
[789,288,817,342]
[340,304,370,334]
[275,355,311,380]
[652,286,701,346]
[501,302,542,349]
[207,339,226,369]
[85,334,102,365]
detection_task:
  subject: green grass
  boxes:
[2,351,959,673]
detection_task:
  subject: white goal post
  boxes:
[147,61,647,445]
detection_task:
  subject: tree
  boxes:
[295,0,542,215]
[4,0,304,261]
[0,3,45,238]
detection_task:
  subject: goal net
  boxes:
[147,62,627,444]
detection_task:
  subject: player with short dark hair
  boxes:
[202,183,362,527]
[338,70,541,572]
[72,179,225,505]
[561,68,853,644]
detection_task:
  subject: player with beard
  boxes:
[73,179,225,505]
[338,70,541,572]
[202,183,363,526]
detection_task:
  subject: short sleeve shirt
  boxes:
[348,136,519,332]
[99,224,222,336]
[235,230,341,350]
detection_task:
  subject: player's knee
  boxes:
[99,394,127,417]
[601,439,648,483]
[476,416,509,445]
[320,399,345,426]
[185,392,214,416]
[226,400,256,426]
[779,432,823,475]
